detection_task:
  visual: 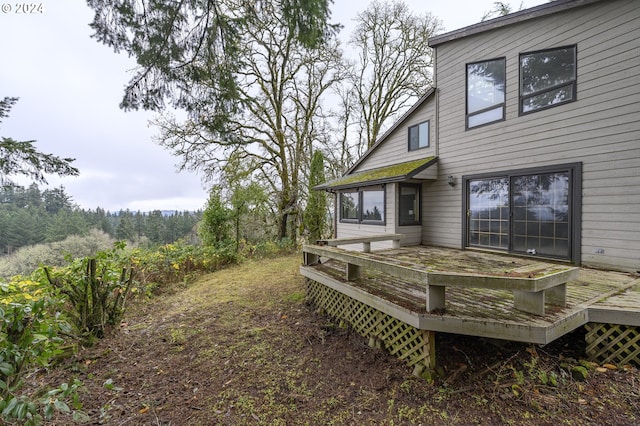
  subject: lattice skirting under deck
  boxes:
[585,323,640,366]
[306,279,436,377]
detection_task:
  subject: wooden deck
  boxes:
[301,246,640,345]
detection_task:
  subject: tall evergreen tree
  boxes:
[145,210,167,245]
[303,150,327,243]
[115,215,136,241]
[199,188,231,246]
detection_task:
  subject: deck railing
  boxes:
[315,233,404,253]
[302,244,579,316]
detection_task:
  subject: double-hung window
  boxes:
[339,188,385,225]
[520,45,577,114]
[408,121,429,151]
[466,58,506,129]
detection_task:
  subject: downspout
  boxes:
[433,47,439,159]
[333,191,338,238]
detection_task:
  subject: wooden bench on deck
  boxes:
[302,244,579,316]
[316,233,404,253]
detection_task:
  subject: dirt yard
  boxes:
[34,254,639,425]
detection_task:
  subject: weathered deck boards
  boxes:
[301,246,639,345]
[304,244,577,316]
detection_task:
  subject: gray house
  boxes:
[320,0,639,273]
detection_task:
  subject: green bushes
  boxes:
[44,243,135,339]
[0,238,291,424]
[129,241,239,290]
[0,277,82,424]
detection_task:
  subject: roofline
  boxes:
[345,87,436,175]
[318,157,438,192]
[428,0,603,47]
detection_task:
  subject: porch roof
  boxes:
[317,156,437,191]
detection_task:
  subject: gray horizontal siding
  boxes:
[427,0,639,272]
[357,100,437,172]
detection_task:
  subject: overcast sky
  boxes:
[0,0,545,213]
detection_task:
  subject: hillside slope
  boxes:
[35,254,639,425]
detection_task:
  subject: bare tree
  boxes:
[349,1,442,150]
[154,3,345,240]
[481,2,523,21]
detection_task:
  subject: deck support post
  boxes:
[392,239,401,249]
[346,263,362,281]
[426,285,446,312]
[514,290,545,316]
[546,283,567,306]
[362,242,371,253]
[412,330,437,380]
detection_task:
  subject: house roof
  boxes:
[318,156,437,191]
[345,88,436,175]
[428,0,602,47]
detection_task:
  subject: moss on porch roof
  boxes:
[317,157,437,191]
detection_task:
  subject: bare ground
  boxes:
[32,254,639,425]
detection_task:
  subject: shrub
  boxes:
[129,240,240,293]
[44,242,134,339]
[0,277,83,424]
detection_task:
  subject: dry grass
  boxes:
[32,253,640,425]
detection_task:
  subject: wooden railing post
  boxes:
[346,263,362,281]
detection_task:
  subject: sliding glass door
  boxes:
[465,164,580,261]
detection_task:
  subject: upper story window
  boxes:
[520,45,576,114]
[408,121,429,151]
[466,58,506,129]
[339,188,385,225]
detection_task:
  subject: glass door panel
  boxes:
[511,172,569,258]
[468,177,509,249]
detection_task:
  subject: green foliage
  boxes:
[0,277,83,424]
[229,181,271,249]
[0,97,79,187]
[45,209,89,243]
[0,186,201,255]
[86,0,335,114]
[238,238,297,259]
[281,0,337,47]
[44,243,135,339]
[129,241,239,291]
[115,215,136,241]
[303,150,327,243]
[199,188,231,247]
